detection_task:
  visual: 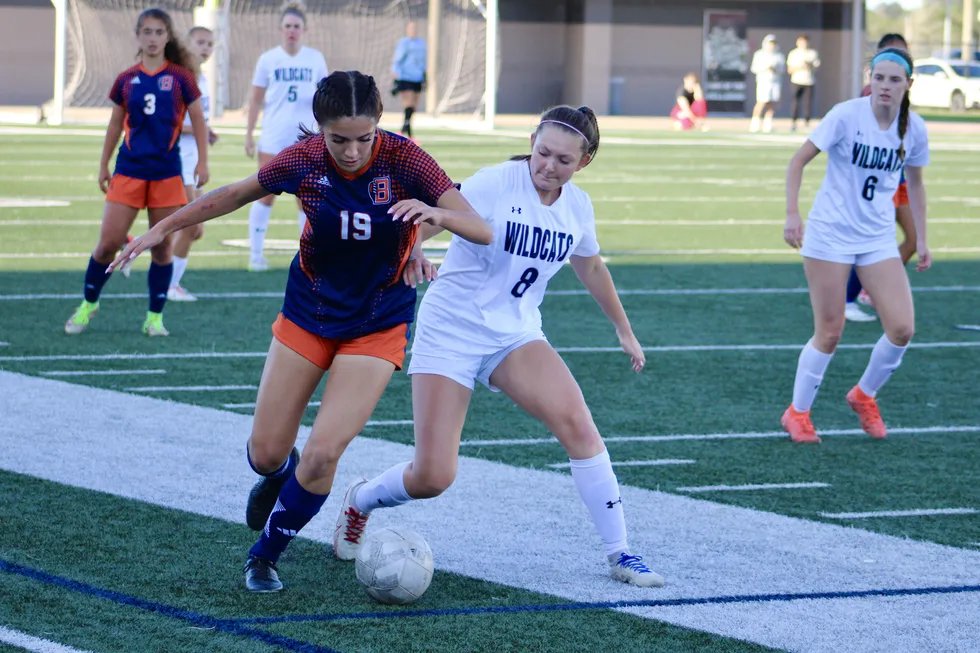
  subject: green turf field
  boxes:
[0,123,978,653]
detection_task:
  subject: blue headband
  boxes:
[872,51,911,75]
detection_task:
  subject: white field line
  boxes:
[4,284,979,302]
[124,384,257,392]
[0,341,8,347]
[42,368,167,377]
[677,482,832,493]
[460,425,980,447]
[3,371,979,653]
[548,459,696,469]
[2,340,979,364]
[820,508,978,520]
[7,246,980,260]
[0,626,96,653]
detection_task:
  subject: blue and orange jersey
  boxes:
[258,130,455,339]
[108,62,201,180]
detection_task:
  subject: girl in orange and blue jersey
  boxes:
[109,70,491,592]
[65,7,209,337]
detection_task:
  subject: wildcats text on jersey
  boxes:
[851,142,904,172]
[274,67,315,82]
[504,220,574,263]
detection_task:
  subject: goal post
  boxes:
[49,0,494,129]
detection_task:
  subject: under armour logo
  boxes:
[606,497,622,509]
[511,206,522,214]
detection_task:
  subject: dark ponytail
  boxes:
[510,104,601,162]
[300,70,383,138]
[135,8,198,75]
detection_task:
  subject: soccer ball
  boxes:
[354,527,434,605]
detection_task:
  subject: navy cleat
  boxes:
[244,556,283,592]
[245,447,299,531]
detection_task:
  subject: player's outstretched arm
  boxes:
[390,187,492,245]
[570,254,645,373]
[107,175,267,272]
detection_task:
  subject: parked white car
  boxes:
[910,58,980,112]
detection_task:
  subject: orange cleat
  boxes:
[781,405,820,443]
[846,386,887,439]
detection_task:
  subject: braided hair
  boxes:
[298,70,383,139]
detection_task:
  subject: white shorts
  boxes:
[408,330,546,392]
[179,138,198,187]
[801,240,899,266]
[756,82,781,104]
[257,129,301,157]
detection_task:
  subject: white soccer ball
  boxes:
[354,527,434,605]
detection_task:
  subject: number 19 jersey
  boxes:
[258,130,454,339]
[419,159,600,350]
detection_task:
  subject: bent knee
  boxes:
[248,439,295,473]
[886,325,915,346]
[407,465,456,499]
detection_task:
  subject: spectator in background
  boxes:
[670,72,708,131]
[787,34,821,132]
[391,20,427,139]
[750,34,785,133]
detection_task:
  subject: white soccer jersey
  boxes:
[806,96,928,253]
[418,159,601,351]
[178,72,210,157]
[252,46,328,154]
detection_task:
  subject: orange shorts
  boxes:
[106,174,187,209]
[893,181,909,208]
[272,313,409,371]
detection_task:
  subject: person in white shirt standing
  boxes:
[750,34,785,133]
[331,105,664,589]
[168,26,219,302]
[787,34,821,132]
[782,48,930,444]
[244,1,328,271]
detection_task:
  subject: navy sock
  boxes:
[83,256,111,303]
[846,266,862,303]
[249,475,328,563]
[247,446,297,478]
[147,262,173,313]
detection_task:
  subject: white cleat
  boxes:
[609,553,665,588]
[844,302,877,322]
[248,257,269,272]
[332,479,369,561]
[167,285,197,302]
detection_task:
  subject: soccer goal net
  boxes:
[54,0,494,126]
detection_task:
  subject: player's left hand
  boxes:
[389,199,443,226]
[208,129,219,146]
[617,329,646,373]
[915,244,932,272]
[402,251,438,288]
[195,163,210,189]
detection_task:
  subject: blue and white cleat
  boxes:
[609,552,665,587]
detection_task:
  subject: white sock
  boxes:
[749,117,761,132]
[569,448,629,558]
[762,114,773,132]
[791,339,834,412]
[248,203,272,260]
[353,461,414,514]
[170,255,188,288]
[297,210,308,236]
[858,334,907,397]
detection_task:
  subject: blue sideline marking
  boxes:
[233,583,980,625]
[0,558,340,653]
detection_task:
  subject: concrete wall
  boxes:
[0,1,54,106]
